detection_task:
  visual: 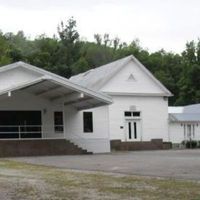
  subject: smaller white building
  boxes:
[169,104,200,144]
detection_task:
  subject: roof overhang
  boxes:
[0,76,112,110]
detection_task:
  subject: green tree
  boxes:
[0,31,12,66]
[72,57,90,75]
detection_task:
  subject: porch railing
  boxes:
[0,125,64,139]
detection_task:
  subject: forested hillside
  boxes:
[0,18,199,106]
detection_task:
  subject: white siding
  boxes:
[81,60,170,143]
[169,123,184,143]
[101,61,165,94]
[0,67,42,91]
[169,122,200,143]
[192,124,200,141]
[0,89,111,153]
[107,96,169,141]
[64,105,110,153]
[87,96,169,142]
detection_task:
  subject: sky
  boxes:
[0,0,200,53]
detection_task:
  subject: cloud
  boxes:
[0,0,199,53]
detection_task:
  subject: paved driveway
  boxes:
[10,149,200,180]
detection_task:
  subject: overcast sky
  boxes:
[0,0,199,53]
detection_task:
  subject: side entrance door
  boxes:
[125,120,141,141]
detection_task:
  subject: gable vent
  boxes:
[127,74,136,81]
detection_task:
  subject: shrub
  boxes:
[182,140,198,149]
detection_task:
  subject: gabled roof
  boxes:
[0,62,112,109]
[70,55,172,96]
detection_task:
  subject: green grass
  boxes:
[0,159,199,200]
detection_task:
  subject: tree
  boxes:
[0,18,199,106]
[103,33,110,47]
[58,17,79,45]
[113,37,120,50]
[57,17,81,77]
[182,41,197,64]
[0,31,12,66]
[94,34,102,45]
[72,57,90,75]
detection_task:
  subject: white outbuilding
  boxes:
[169,104,200,144]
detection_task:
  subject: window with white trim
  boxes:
[83,112,93,133]
[54,112,64,133]
[124,111,140,117]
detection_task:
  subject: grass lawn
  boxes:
[0,160,199,200]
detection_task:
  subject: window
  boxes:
[132,112,140,117]
[124,111,140,117]
[134,122,137,139]
[83,112,93,133]
[54,112,64,133]
[125,111,132,117]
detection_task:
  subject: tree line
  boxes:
[0,17,199,106]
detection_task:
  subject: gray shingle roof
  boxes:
[169,113,200,122]
[169,104,200,122]
[70,55,172,96]
[70,55,132,90]
[184,104,200,113]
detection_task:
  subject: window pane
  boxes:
[134,122,137,139]
[128,122,131,139]
[132,112,140,117]
[124,111,132,117]
[83,112,93,133]
[54,112,63,133]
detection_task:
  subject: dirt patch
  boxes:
[0,159,200,200]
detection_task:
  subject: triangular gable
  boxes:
[130,55,172,96]
[0,62,112,107]
[0,62,44,92]
[70,55,172,96]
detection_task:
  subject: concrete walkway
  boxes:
[10,149,200,180]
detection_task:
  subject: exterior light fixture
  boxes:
[8,91,11,97]
[80,93,84,98]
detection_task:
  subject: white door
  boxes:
[125,120,141,141]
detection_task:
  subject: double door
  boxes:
[125,120,141,141]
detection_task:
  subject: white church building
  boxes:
[70,55,172,150]
[0,55,173,156]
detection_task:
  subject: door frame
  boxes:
[125,119,141,141]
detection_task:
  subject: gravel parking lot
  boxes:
[11,149,200,180]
